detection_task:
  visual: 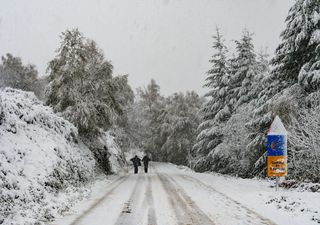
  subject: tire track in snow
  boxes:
[145,175,157,225]
[114,174,145,225]
[115,174,157,225]
[69,175,128,225]
[178,174,276,225]
[157,173,215,225]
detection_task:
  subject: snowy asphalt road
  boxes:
[53,163,276,225]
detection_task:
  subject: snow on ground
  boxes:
[51,165,177,225]
[166,163,320,225]
[0,88,97,224]
[51,162,320,225]
[51,174,120,225]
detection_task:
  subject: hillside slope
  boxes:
[0,88,124,224]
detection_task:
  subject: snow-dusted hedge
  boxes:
[0,88,97,224]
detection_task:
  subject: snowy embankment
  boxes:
[0,88,124,224]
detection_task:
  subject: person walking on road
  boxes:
[142,155,151,173]
[130,155,141,174]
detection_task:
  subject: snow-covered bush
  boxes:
[286,89,320,182]
[0,88,97,224]
[99,131,127,173]
[82,130,127,174]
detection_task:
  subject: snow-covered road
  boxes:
[52,163,279,225]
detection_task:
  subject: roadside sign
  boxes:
[267,156,287,177]
[267,116,287,177]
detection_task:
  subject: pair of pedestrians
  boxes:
[130,155,151,174]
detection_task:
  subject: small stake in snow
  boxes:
[267,116,288,191]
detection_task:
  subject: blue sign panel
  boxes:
[267,135,287,156]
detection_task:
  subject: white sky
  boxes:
[0,0,292,96]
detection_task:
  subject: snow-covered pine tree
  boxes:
[204,27,230,122]
[231,29,257,107]
[193,28,268,174]
[256,48,270,75]
[207,37,269,177]
[298,0,320,92]
[272,0,320,88]
[244,49,270,108]
[220,44,270,177]
[193,28,230,171]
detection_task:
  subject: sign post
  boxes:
[267,116,287,191]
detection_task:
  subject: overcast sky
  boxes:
[0,0,292,96]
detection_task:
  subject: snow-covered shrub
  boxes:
[82,130,127,174]
[0,88,97,224]
[287,90,320,182]
[99,131,127,173]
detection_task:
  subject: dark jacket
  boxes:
[142,156,151,166]
[130,156,141,167]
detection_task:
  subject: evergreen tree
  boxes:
[245,49,270,107]
[231,29,257,107]
[193,29,263,173]
[298,0,320,91]
[256,48,270,75]
[272,0,320,87]
[193,28,230,170]
[203,27,230,121]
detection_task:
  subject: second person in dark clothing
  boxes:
[142,155,151,173]
[130,155,141,174]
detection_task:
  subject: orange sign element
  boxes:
[267,156,287,177]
